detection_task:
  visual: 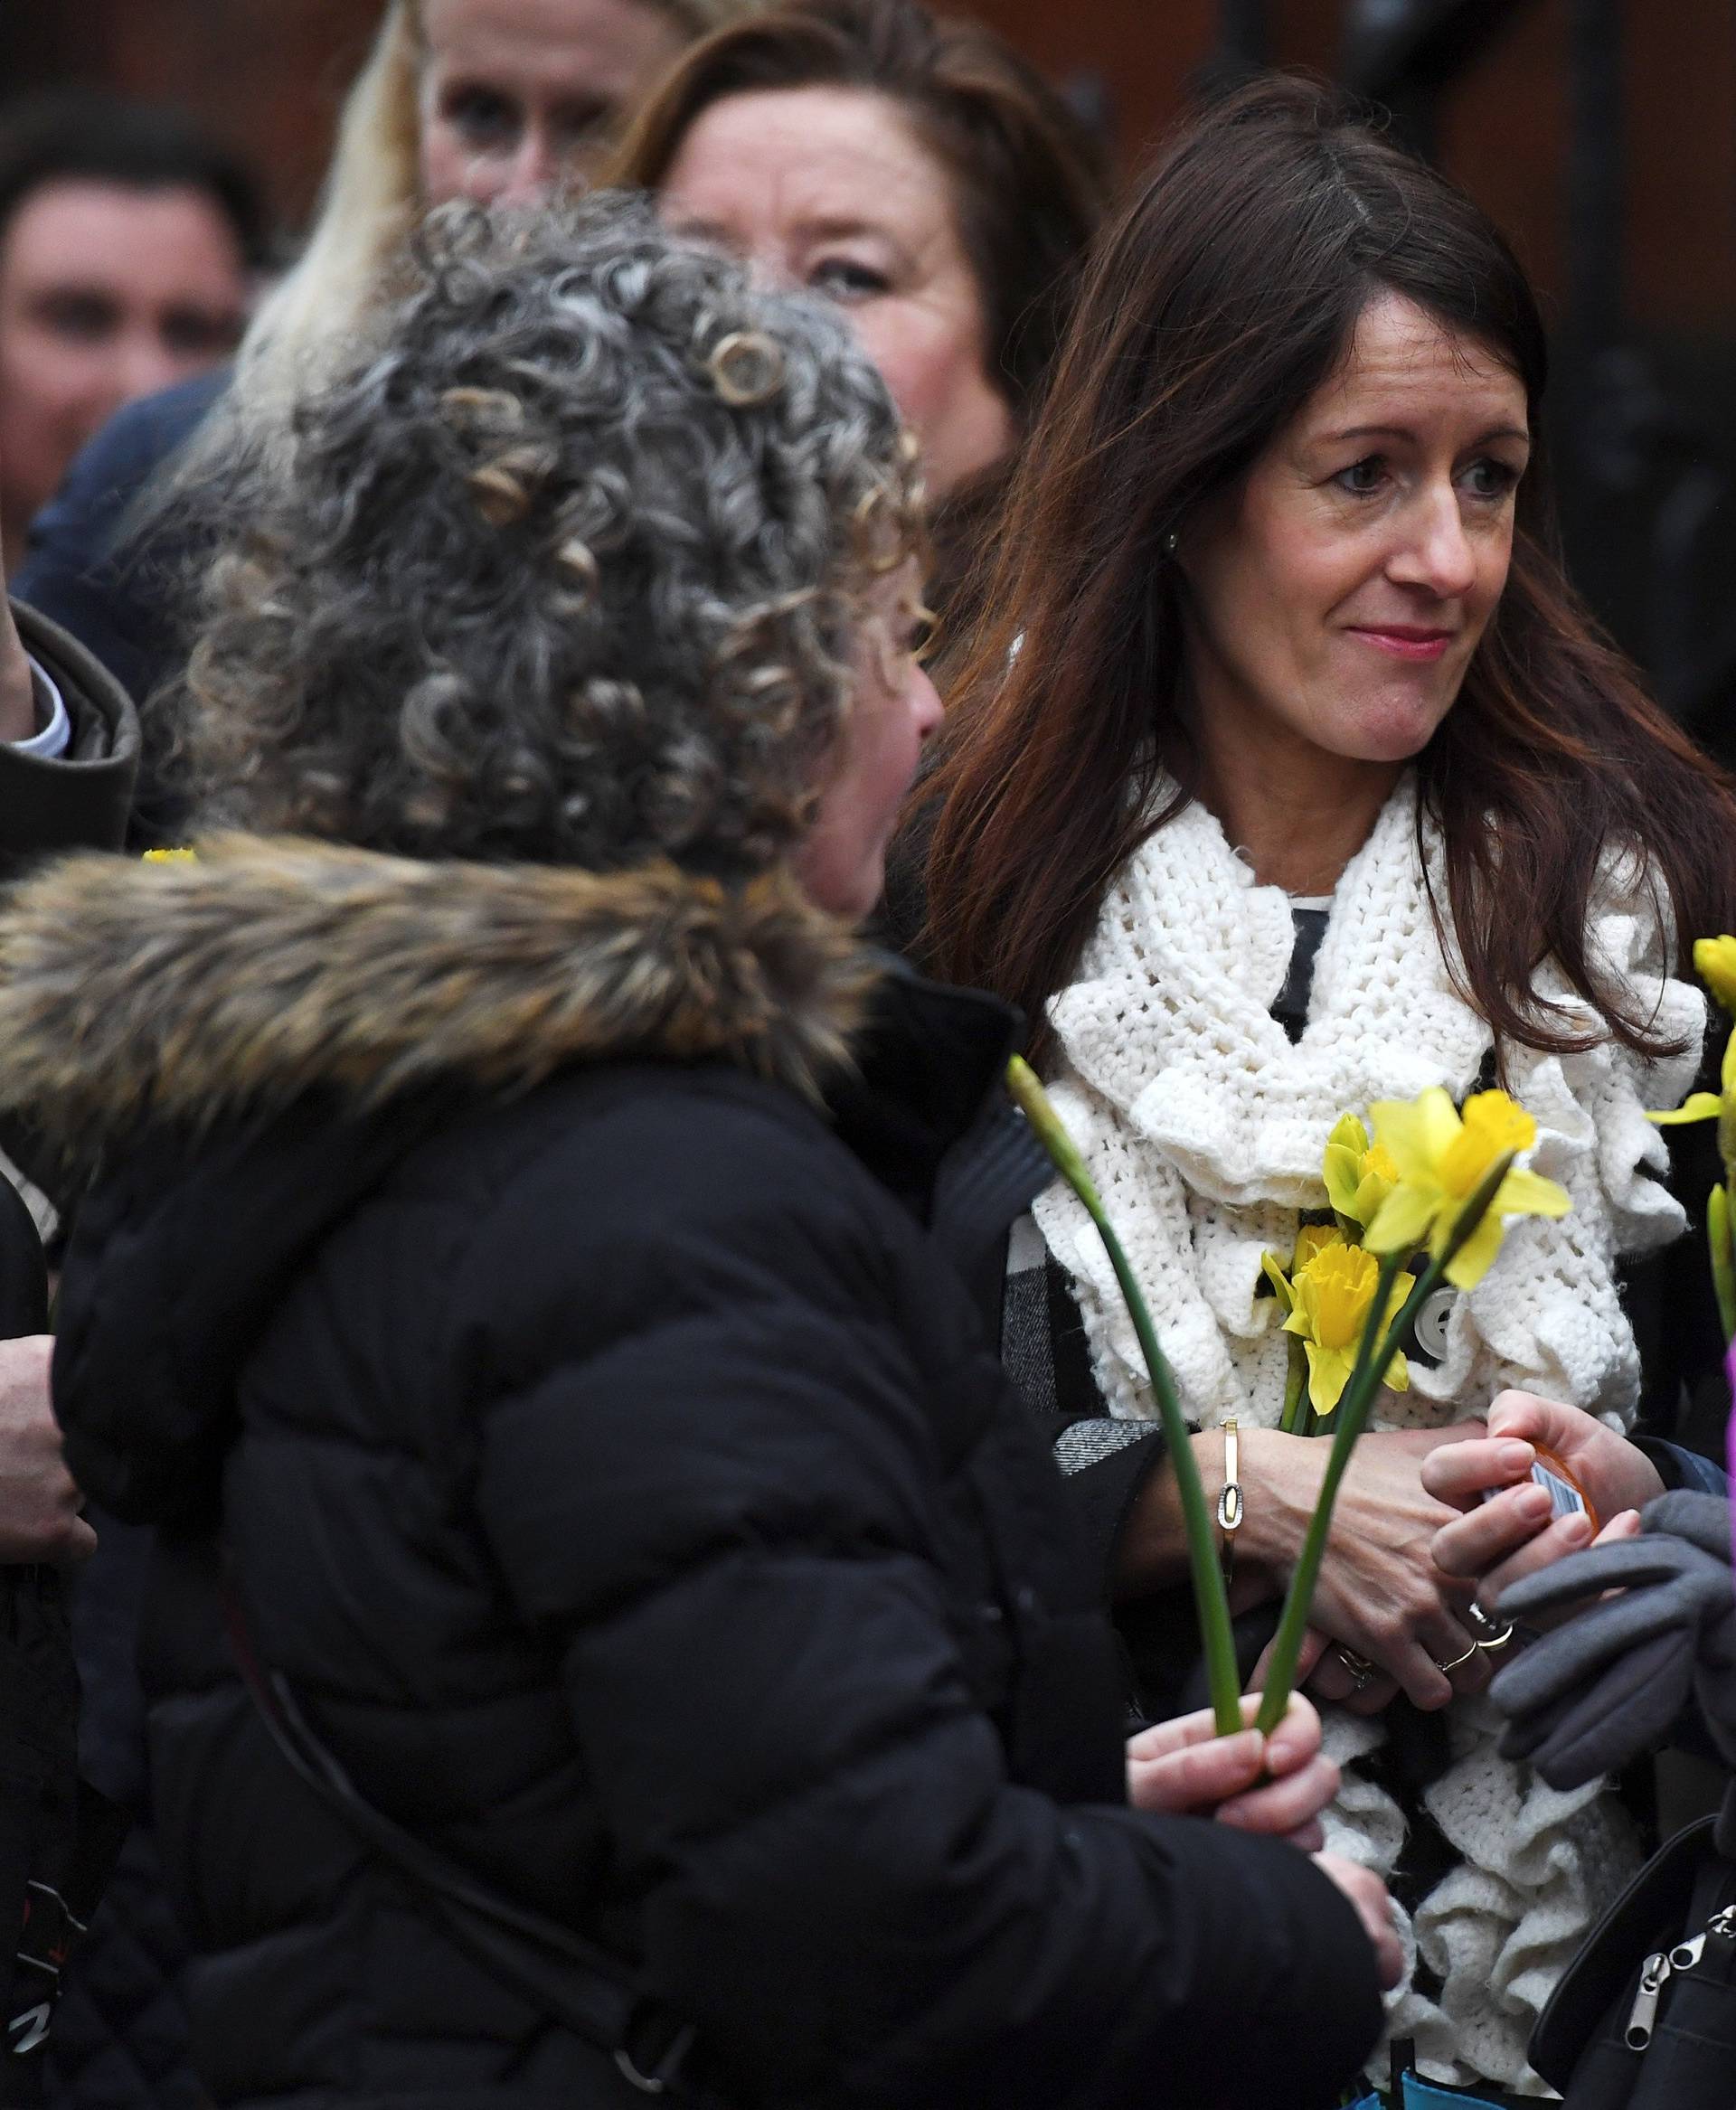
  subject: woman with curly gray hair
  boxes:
[0,200,1392,2107]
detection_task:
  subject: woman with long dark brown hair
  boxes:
[911,74,1736,2102]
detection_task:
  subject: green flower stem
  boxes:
[1278,1335,1308,1436]
[1007,1060,1243,1738]
[1253,1153,1516,1738]
[1709,1184,1736,1344]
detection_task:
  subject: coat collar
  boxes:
[0,834,885,1168]
[27,845,1029,1530]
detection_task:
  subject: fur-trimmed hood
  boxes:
[18,835,1028,1536]
[0,835,880,1164]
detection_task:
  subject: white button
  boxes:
[1413,1286,1457,1360]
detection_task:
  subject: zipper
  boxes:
[1529,1815,1717,2067]
[1625,1952,1671,2049]
[1668,1900,1736,1974]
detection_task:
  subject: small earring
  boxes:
[1163,529,1180,558]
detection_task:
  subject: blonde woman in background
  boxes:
[211,0,732,446]
[15,0,754,791]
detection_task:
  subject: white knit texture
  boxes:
[1034,777,1703,2093]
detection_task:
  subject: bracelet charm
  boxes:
[1216,1418,1242,1584]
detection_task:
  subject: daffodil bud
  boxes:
[1694,934,1736,1016]
[1005,1056,1097,1201]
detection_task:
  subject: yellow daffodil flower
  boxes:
[1323,1112,1401,1231]
[1644,937,1736,1342]
[142,847,197,863]
[1363,1087,1570,1290]
[1646,943,1736,1342]
[1649,1015,1736,1135]
[1260,1225,1344,1316]
[1695,936,1736,1017]
[1295,1223,1343,1271]
[1282,1239,1412,1416]
[1651,1092,1726,1128]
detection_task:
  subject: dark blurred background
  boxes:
[4,0,1733,749]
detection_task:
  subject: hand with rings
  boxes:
[1464,1600,1516,1655]
[1239,1421,1501,1714]
[1324,1596,1513,1698]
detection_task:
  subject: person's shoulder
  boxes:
[445,1061,896,1286]
[15,368,230,596]
[64,369,228,501]
[9,597,135,743]
[423,1063,929,1413]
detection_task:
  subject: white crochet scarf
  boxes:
[1034,775,1705,2093]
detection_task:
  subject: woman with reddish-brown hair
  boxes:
[610,0,1109,623]
[910,72,1736,2102]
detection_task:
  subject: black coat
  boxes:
[1,841,1383,2109]
[0,600,140,2103]
[14,370,225,849]
[13,374,220,2098]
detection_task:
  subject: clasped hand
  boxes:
[1231,1399,1659,1714]
[1423,1390,1659,1615]
[0,1336,94,1565]
[1126,1693,1401,1988]
[1237,1419,1494,1715]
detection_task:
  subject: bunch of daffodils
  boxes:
[1010,1057,1570,1740]
[1650,936,1736,1342]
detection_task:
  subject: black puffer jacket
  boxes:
[0,840,1382,2109]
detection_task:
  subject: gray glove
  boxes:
[1490,1491,1736,1788]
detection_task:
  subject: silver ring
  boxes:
[1434,1640,1481,1676]
[1336,1646,1377,1692]
[1466,1602,1517,1653]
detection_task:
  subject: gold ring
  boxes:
[1475,1623,1517,1654]
[1434,1641,1480,1675]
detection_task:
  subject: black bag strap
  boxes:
[222,1585,709,2101]
[1529,1813,1720,2086]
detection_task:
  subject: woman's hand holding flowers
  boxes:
[1237,1421,1494,1710]
[1425,1391,1657,1612]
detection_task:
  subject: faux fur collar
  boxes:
[0,836,880,1160]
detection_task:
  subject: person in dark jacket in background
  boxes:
[0,202,1395,2107]
[0,503,139,2097]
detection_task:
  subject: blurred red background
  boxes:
[4,0,1731,334]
